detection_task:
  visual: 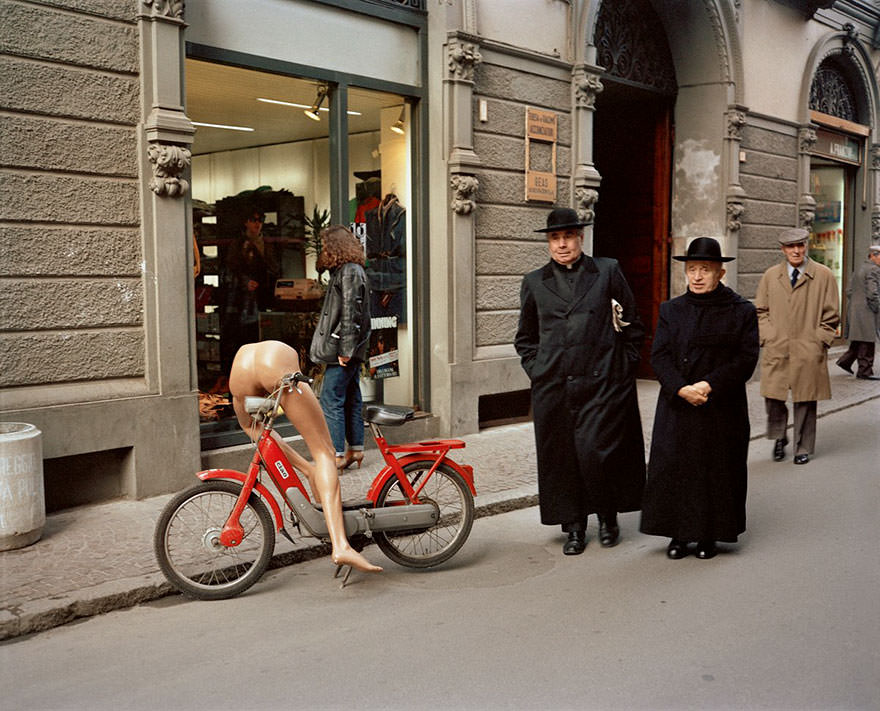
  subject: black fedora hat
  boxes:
[534,207,589,233]
[673,237,735,262]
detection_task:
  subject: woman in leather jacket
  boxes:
[309,225,371,470]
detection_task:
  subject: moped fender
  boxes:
[366,454,476,503]
[197,469,286,531]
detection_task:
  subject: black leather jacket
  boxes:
[309,262,371,363]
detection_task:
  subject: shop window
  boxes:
[187,60,414,446]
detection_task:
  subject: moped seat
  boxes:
[363,404,415,426]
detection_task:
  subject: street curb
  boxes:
[0,487,542,642]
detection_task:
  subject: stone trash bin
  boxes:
[0,423,45,551]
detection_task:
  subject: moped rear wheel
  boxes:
[374,460,474,568]
[154,480,275,600]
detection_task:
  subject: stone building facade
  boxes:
[1,0,878,509]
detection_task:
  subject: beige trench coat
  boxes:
[755,259,839,402]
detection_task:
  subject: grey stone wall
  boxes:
[0,0,143,392]
[737,122,799,298]
[472,61,570,348]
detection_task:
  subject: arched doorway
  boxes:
[592,0,677,375]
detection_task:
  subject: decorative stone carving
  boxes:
[450,174,478,215]
[871,144,880,169]
[799,207,815,231]
[872,211,880,241]
[448,39,482,81]
[799,127,817,153]
[143,0,184,19]
[726,199,744,232]
[147,142,191,197]
[726,110,747,140]
[574,187,599,225]
[574,72,604,109]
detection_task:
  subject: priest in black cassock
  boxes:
[640,237,759,560]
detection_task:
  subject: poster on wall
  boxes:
[368,315,399,380]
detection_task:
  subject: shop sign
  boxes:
[813,128,861,165]
[525,107,557,203]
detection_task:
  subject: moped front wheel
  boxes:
[374,460,474,568]
[154,480,275,600]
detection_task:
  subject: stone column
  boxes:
[136,0,198,496]
[445,33,482,365]
[724,105,748,287]
[797,126,818,232]
[571,63,603,256]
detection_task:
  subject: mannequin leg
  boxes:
[279,386,381,573]
[231,397,315,482]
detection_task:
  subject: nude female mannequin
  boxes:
[229,340,382,574]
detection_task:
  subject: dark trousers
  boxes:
[765,398,817,456]
[837,341,875,377]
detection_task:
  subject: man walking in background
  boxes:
[836,244,880,380]
[755,227,839,465]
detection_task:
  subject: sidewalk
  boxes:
[1,348,877,641]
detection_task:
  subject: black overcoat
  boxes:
[515,256,646,525]
[640,285,759,543]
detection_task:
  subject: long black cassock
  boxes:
[515,255,645,525]
[640,284,759,543]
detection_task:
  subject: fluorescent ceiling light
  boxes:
[257,97,361,116]
[192,121,254,132]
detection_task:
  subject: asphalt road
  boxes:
[3,399,878,711]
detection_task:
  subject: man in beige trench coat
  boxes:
[755,227,840,465]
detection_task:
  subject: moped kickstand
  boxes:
[333,564,354,589]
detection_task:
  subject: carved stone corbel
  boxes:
[450,174,479,215]
[574,186,599,225]
[142,0,184,19]
[448,39,482,81]
[574,71,603,110]
[799,127,817,153]
[726,110,747,140]
[726,199,744,232]
[147,142,191,198]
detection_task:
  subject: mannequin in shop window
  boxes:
[220,208,279,372]
[365,192,406,324]
[229,339,382,574]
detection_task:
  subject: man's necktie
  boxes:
[791,268,799,288]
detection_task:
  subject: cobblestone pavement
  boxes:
[1,348,877,640]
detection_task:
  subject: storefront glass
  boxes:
[808,164,846,312]
[187,60,414,444]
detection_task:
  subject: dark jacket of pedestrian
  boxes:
[515,255,646,525]
[844,257,880,343]
[640,284,758,543]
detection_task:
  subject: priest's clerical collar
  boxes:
[553,253,585,271]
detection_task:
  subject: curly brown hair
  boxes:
[316,225,365,271]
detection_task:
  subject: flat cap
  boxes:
[778,227,809,245]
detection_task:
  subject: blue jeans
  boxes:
[319,361,364,456]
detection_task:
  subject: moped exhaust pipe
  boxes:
[283,488,438,538]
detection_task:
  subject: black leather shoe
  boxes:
[562,531,587,555]
[598,515,620,548]
[695,541,716,559]
[856,374,880,380]
[794,453,810,465]
[835,360,853,374]
[666,539,689,559]
[773,438,787,462]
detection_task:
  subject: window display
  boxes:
[808,165,846,314]
[187,60,415,444]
